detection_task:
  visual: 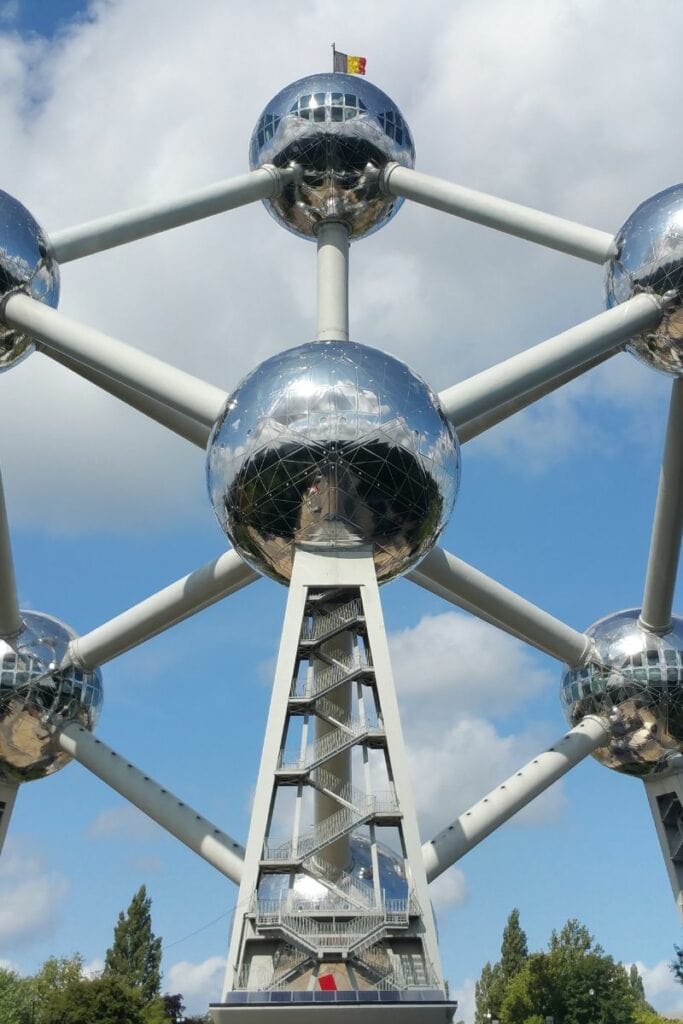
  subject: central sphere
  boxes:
[560,609,683,777]
[207,341,459,584]
[0,611,103,784]
[249,73,415,240]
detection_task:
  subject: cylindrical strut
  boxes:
[422,714,611,881]
[316,221,349,341]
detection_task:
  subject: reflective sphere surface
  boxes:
[0,191,60,371]
[249,73,415,240]
[560,609,683,777]
[257,834,408,906]
[605,184,683,375]
[207,341,459,584]
[0,611,103,783]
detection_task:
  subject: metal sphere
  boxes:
[249,73,415,241]
[560,609,683,777]
[0,190,60,371]
[0,611,102,784]
[605,184,683,376]
[207,340,460,585]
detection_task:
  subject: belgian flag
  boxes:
[333,47,367,75]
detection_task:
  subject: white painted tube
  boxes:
[316,221,349,341]
[422,715,611,881]
[58,723,245,884]
[0,471,22,640]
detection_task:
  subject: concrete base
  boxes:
[210,998,456,1023]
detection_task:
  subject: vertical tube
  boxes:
[0,471,22,640]
[316,221,349,341]
[0,781,18,855]
[640,379,683,634]
[313,630,353,870]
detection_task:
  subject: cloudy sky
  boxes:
[0,0,681,1018]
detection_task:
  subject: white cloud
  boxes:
[166,955,226,1015]
[429,867,468,912]
[0,0,673,532]
[83,957,104,979]
[391,610,554,719]
[632,959,683,1019]
[451,976,477,1024]
[88,803,160,841]
[0,837,69,951]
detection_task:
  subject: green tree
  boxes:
[671,946,683,985]
[0,968,34,1024]
[104,885,162,1004]
[475,960,504,1023]
[629,964,647,1005]
[500,909,529,983]
[40,975,145,1024]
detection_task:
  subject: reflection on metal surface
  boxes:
[249,73,415,240]
[0,191,60,371]
[258,834,408,905]
[561,609,683,776]
[0,611,102,783]
[605,184,683,376]
[207,341,459,584]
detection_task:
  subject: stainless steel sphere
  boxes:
[0,611,102,783]
[257,834,408,906]
[560,609,683,777]
[207,341,460,585]
[0,190,59,371]
[605,184,683,376]
[249,73,415,240]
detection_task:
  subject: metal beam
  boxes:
[644,765,683,923]
[380,163,617,263]
[422,715,610,881]
[57,722,244,883]
[1,293,227,429]
[0,781,18,856]
[69,550,259,671]
[316,221,349,341]
[0,470,22,641]
[640,379,683,634]
[438,294,664,436]
[42,348,210,448]
[407,546,591,666]
[50,165,296,263]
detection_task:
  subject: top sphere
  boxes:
[560,609,683,777]
[249,73,415,241]
[206,340,459,584]
[0,610,102,784]
[605,184,683,376]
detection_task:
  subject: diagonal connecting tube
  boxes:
[422,715,611,881]
[56,722,244,883]
[439,294,665,441]
[50,165,297,263]
[408,546,591,665]
[1,293,227,431]
[640,378,683,634]
[379,163,617,263]
[68,550,259,671]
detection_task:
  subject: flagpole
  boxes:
[332,42,335,72]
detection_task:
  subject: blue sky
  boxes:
[0,0,681,1017]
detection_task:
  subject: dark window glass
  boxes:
[647,650,659,665]
[313,106,325,122]
[331,92,343,103]
[1,672,13,687]
[300,109,310,120]
[314,92,325,105]
[345,93,356,106]
[300,95,311,109]
[331,107,343,121]
[358,98,367,110]
[396,127,403,144]
[665,649,677,664]
[668,668,679,682]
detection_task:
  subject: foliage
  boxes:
[0,968,35,1024]
[474,913,649,1024]
[671,946,683,985]
[104,886,162,1004]
[40,976,145,1024]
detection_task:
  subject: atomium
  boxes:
[560,610,683,777]
[605,183,683,376]
[0,611,102,784]
[249,73,415,240]
[0,190,59,372]
[206,340,460,584]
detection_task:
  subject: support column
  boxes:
[217,547,453,1021]
[316,222,349,341]
[0,781,17,855]
[644,764,683,923]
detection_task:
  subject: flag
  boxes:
[333,49,367,75]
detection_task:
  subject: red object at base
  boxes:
[318,974,338,991]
